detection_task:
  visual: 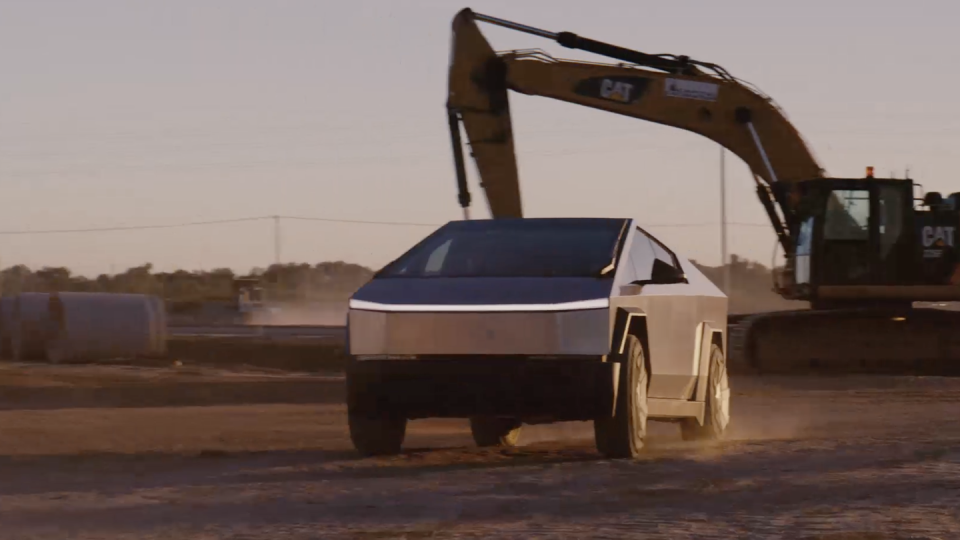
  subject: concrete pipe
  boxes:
[44,292,167,363]
[10,292,59,361]
[10,292,166,363]
[0,296,13,359]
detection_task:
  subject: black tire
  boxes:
[469,417,522,448]
[348,412,407,457]
[681,344,730,441]
[345,363,407,457]
[594,334,649,458]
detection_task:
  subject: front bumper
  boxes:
[347,307,610,357]
[346,357,616,422]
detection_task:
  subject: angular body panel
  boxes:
[607,227,727,399]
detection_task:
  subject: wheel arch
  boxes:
[609,307,651,405]
[711,327,724,353]
[695,323,725,403]
[611,307,650,367]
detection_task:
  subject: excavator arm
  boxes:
[447,8,826,252]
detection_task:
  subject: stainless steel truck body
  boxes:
[346,217,729,458]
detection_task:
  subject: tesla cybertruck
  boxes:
[346,217,730,458]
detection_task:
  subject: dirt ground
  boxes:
[1,363,959,539]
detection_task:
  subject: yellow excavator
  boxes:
[446,8,960,374]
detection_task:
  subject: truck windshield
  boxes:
[378,218,627,279]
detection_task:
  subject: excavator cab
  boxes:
[783,172,960,304]
[789,178,913,287]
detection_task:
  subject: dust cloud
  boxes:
[516,377,821,448]
[246,301,348,326]
[519,421,596,446]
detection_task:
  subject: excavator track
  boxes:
[728,308,960,376]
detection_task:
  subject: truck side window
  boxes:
[649,236,678,269]
[423,238,453,274]
[628,229,657,281]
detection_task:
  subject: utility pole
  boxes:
[720,147,730,295]
[273,215,281,265]
[271,215,282,307]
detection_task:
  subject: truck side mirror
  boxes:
[633,259,687,286]
[651,259,686,284]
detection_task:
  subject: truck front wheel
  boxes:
[346,364,407,457]
[594,334,649,458]
[348,412,407,457]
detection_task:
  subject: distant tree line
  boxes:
[0,262,374,312]
[0,255,805,315]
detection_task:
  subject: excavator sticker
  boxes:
[573,76,650,105]
[922,225,955,248]
[921,225,955,260]
[664,78,719,102]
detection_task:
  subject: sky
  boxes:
[1,0,959,277]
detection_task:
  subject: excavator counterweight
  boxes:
[446,8,960,374]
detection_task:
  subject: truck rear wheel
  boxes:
[594,334,648,458]
[681,344,730,441]
[470,417,522,447]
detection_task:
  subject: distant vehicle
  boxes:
[345,217,729,458]
[232,277,279,324]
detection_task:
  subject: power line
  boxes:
[283,215,440,227]
[0,216,272,235]
[0,215,770,236]
[642,222,769,228]
[0,215,438,236]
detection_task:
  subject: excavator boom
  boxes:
[447,8,823,251]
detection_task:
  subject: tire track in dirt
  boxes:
[1,367,960,539]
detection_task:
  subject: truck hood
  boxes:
[349,276,613,312]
